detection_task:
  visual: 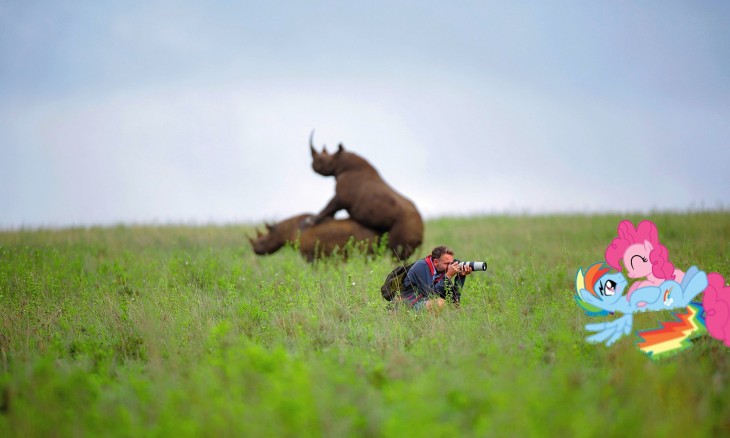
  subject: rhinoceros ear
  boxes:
[336,143,344,155]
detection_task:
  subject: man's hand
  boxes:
[446,262,459,279]
[459,264,473,277]
[446,262,472,279]
[447,262,473,279]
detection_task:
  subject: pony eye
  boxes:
[604,280,616,296]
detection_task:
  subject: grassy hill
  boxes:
[1,212,729,436]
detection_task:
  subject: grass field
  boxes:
[1,212,729,436]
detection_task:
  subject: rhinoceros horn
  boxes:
[310,130,328,155]
[310,130,317,157]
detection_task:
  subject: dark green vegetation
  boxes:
[1,213,729,436]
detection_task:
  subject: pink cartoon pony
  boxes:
[604,220,730,351]
[605,220,684,294]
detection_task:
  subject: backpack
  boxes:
[380,262,415,301]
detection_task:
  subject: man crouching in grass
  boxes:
[400,245,472,313]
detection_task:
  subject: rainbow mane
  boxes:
[636,302,707,360]
[574,263,612,317]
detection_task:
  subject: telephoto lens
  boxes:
[455,260,487,271]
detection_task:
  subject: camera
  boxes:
[454,260,487,271]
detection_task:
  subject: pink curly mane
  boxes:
[604,220,676,280]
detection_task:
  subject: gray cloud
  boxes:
[1,1,729,228]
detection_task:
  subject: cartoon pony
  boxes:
[599,220,730,355]
[575,262,710,351]
[604,220,685,295]
[576,262,730,358]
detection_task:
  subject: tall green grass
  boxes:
[1,213,729,436]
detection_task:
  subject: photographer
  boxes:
[401,245,472,312]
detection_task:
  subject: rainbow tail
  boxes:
[636,302,707,360]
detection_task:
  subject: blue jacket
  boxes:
[401,255,465,305]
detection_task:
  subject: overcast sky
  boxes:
[2,1,729,229]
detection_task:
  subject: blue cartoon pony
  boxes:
[574,262,708,346]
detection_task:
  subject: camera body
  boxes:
[454,260,487,271]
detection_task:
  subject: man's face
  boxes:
[433,253,454,273]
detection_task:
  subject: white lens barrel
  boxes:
[457,261,487,271]
[470,261,487,271]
